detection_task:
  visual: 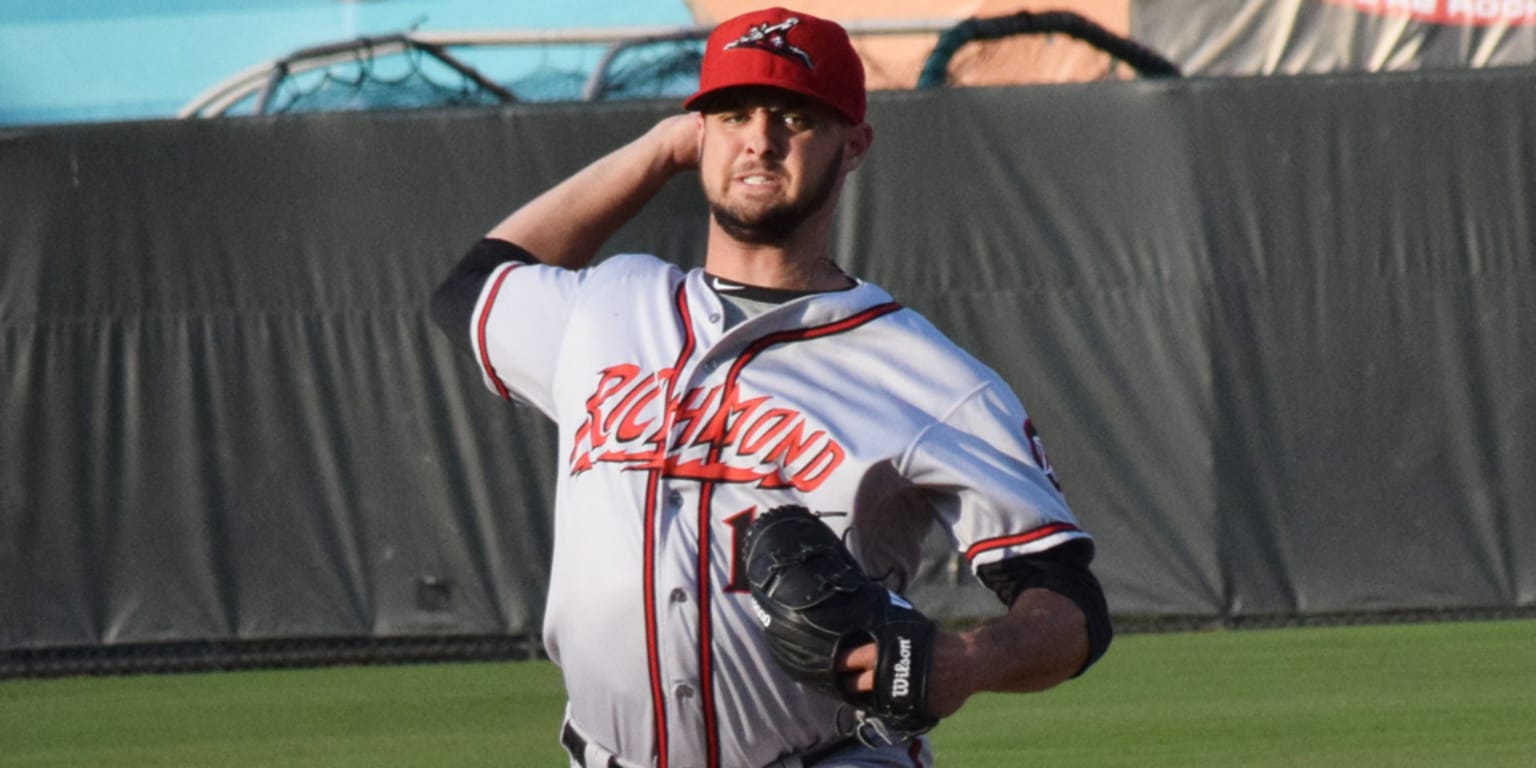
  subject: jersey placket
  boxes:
[653,479,712,765]
[648,283,906,767]
[646,286,732,768]
[651,327,803,768]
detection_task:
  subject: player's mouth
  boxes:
[733,170,785,192]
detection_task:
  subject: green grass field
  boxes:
[3,620,1533,767]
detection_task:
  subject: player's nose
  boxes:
[739,110,785,158]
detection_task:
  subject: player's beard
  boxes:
[709,148,843,246]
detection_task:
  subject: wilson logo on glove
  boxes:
[751,598,774,628]
[891,636,914,698]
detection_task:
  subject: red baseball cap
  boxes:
[684,7,866,124]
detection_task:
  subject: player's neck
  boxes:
[704,220,853,292]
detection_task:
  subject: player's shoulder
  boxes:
[591,252,678,278]
[855,289,1012,395]
[576,252,685,292]
[879,302,993,371]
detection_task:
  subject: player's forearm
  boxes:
[486,116,699,269]
[928,588,1090,716]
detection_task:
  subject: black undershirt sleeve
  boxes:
[430,238,539,355]
[975,538,1113,677]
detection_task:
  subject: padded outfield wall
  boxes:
[2,68,1533,661]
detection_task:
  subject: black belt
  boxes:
[561,721,619,768]
[561,721,857,768]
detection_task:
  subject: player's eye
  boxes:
[780,112,808,129]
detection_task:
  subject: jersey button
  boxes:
[707,312,722,324]
[669,588,688,604]
[667,490,683,507]
[674,683,695,699]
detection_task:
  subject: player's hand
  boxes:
[835,640,878,694]
[648,113,703,175]
[836,634,972,719]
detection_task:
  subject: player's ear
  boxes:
[842,122,874,174]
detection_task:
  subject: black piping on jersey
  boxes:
[684,299,905,768]
[693,477,723,768]
[644,281,697,768]
[640,460,671,767]
[473,263,522,401]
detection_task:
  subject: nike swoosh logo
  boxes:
[711,277,745,292]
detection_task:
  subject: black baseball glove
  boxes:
[742,504,939,744]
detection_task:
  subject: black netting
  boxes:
[594,37,705,101]
[259,37,708,113]
[271,48,507,114]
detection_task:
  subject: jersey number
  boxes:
[723,507,756,592]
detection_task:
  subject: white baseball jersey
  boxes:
[466,250,1088,768]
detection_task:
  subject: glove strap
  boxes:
[866,594,938,742]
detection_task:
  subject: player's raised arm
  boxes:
[486,113,702,270]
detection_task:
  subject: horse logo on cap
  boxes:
[723,17,814,69]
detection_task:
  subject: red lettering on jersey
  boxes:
[568,365,845,491]
[614,378,663,443]
[571,364,641,458]
[671,384,722,448]
[739,408,795,454]
[788,438,843,489]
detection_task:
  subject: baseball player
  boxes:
[431,7,1111,767]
